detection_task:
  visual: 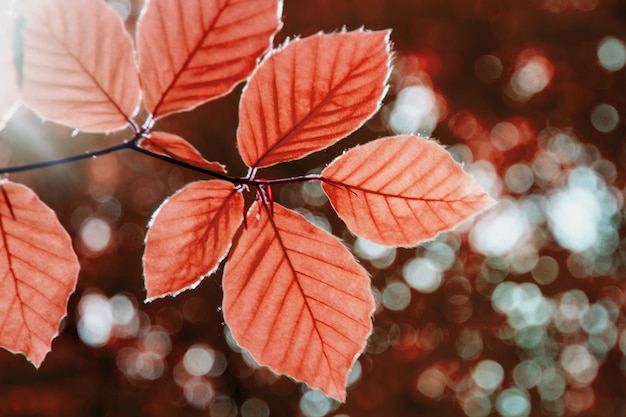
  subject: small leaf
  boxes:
[139,131,226,173]
[143,180,244,300]
[223,202,374,401]
[237,30,391,168]
[322,135,497,246]
[0,181,80,367]
[137,0,282,118]
[0,12,19,131]
[18,0,140,132]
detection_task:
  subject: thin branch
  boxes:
[128,142,239,184]
[0,130,325,189]
[0,139,137,175]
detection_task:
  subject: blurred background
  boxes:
[1,0,626,416]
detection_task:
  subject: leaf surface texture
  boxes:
[322,135,497,246]
[143,180,244,300]
[223,202,374,401]
[0,181,79,367]
[237,30,391,168]
[18,0,140,132]
[137,0,282,118]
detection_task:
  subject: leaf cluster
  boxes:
[0,0,494,401]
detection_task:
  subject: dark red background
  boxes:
[1,0,625,416]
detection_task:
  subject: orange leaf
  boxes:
[137,0,282,119]
[143,180,244,300]
[0,13,19,131]
[322,135,497,246]
[18,0,140,132]
[237,30,391,168]
[223,202,374,401]
[0,181,80,367]
[139,131,226,173]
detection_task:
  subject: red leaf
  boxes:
[137,0,282,119]
[0,181,80,367]
[139,131,226,173]
[143,180,244,300]
[322,135,497,246]
[18,0,140,132]
[223,202,374,401]
[0,13,19,130]
[237,30,391,168]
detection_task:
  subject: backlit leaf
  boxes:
[137,0,282,119]
[0,181,80,367]
[322,135,497,246]
[0,12,19,131]
[143,180,244,300]
[223,202,374,401]
[18,0,140,132]
[237,30,391,168]
[139,131,226,173]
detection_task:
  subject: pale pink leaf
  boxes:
[137,0,282,118]
[0,12,19,131]
[143,180,244,300]
[139,131,226,173]
[237,30,391,168]
[322,135,497,246]
[0,181,80,367]
[18,0,140,132]
[223,202,374,401]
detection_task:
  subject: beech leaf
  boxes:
[322,135,497,246]
[0,181,80,367]
[237,30,391,168]
[139,131,226,173]
[0,12,19,131]
[143,180,244,300]
[137,0,282,119]
[223,202,374,401]
[18,0,140,132]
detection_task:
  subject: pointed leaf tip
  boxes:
[237,29,392,168]
[143,180,244,300]
[322,135,497,247]
[223,202,375,401]
[137,0,283,118]
[0,181,80,367]
[18,0,140,132]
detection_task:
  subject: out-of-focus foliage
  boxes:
[1,0,625,416]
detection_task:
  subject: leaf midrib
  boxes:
[149,0,227,117]
[0,187,31,353]
[254,39,369,167]
[262,203,341,392]
[33,7,130,124]
[323,178,486,203]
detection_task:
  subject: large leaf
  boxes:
[143,180,244,300]
[139,131,226,173]
[322,135,497,246]
[0,181,80,367]
[237,30,391,168]
[18,0,140,132]
[223,202,374,401]
[137,0,282,118]
[0,12,19,131]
